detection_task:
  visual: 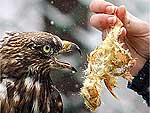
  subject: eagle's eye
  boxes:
[43,45,52,54]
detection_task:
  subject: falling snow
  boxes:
[50,1,54,4]
[50,20,54,25]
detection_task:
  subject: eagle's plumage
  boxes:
[0,32,80,113]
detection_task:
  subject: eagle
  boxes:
[0,32,81,113]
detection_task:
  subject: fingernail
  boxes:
[108,16,116,24]
[106,6,114,14]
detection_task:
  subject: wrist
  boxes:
[131,54,147,76]
[127,59,149,106]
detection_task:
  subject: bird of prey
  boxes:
[0,32,81,113]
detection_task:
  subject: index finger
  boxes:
[89,0,114,13]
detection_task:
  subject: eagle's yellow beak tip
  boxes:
[59,40,82,55]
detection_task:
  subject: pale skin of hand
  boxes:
[89,0,150,76]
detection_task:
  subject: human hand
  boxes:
[89,0,150,76]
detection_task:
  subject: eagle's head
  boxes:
[0,32,81,78]
[0,32,81,113]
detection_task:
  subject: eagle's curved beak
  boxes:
[58,40,82,55]
[53,40,81,72]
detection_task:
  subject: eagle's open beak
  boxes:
[53,40,81,72]
[51,40,81,72]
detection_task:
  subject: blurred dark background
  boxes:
[0,0,149,113]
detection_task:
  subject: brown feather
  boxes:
[0,32,78,113]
